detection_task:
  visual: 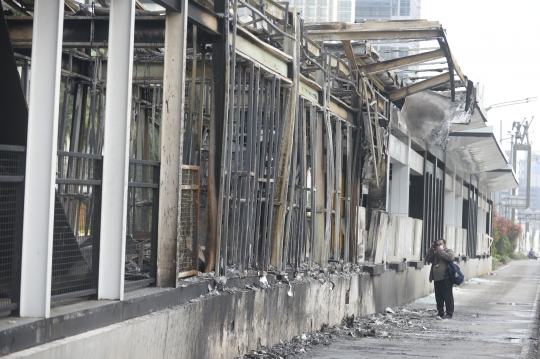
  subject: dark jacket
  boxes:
[425,247,454,283]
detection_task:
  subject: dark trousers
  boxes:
[434,278,454,316]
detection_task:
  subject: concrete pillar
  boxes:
[98,0,136,300]
[443,172,456,251]
[389,161,410,217]
[444,173,455,226]
[455,179,463,229]
[388,137,410,261]
[156,4,189,287]
[19,0,64,318]
[454,179,464,256]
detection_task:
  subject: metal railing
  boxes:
[0,145,25,311]
[125,159,159,289]
[52,151,101,300]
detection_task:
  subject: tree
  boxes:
[491,205,522,256]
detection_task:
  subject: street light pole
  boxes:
[485,97,537,112]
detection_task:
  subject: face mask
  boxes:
[439,245,444,249]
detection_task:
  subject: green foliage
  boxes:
[492,207,523,259]
[509,252,527,260]
[492,257,500,270]
[500,256,510,264]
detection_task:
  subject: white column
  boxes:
[19,0,64,318]
[98,0,136,300]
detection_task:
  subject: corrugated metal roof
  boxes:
[447,127,509,174]
[483,166,519,192]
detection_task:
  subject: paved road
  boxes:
[306,260,540,359]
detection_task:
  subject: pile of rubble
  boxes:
[239,307,439,359]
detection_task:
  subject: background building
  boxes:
[355,0,422,82]
[355,0,421,22]
[286,0,421,28]
[289,0,355,23]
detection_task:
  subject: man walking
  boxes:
[425,238,455,319]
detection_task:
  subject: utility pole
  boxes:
[512,116,534,233]
[485,97,536,220]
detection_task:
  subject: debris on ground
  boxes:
[238,306,442,358]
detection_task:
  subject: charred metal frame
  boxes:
[0,0,505,310]
[0,145,25,312]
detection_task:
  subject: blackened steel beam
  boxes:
[5,2,219,48]
[7,16,166,48]
[359,49,445,76]
[436,39,455,101]
[208,0,230,273]
[152,0,182,12]
[269,14,299,270]
[388,72,451,102]
[186,0,219,36]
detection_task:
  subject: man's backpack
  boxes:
[446,262,464,285]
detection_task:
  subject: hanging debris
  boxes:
[399,90,474,148]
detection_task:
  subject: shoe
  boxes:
[436,313,444,317]
[442,314,452,319]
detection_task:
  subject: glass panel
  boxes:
[339,1,351,10]
[400,0,410,16]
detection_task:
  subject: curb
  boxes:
[520,276,540,358]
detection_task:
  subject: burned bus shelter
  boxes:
[0,0,517,355]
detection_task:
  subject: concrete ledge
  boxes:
[0,275,279,356]
[388,262,407,272]
[407,261,424,269]
[362,264,385,276]
[1,266,439,358]
[2,258,493,359]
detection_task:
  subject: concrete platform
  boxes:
[306,259,539,359]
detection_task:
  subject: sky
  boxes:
[421,0,540,155]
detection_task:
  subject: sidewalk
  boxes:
[306,260,540,358]
[242,260,540,359]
